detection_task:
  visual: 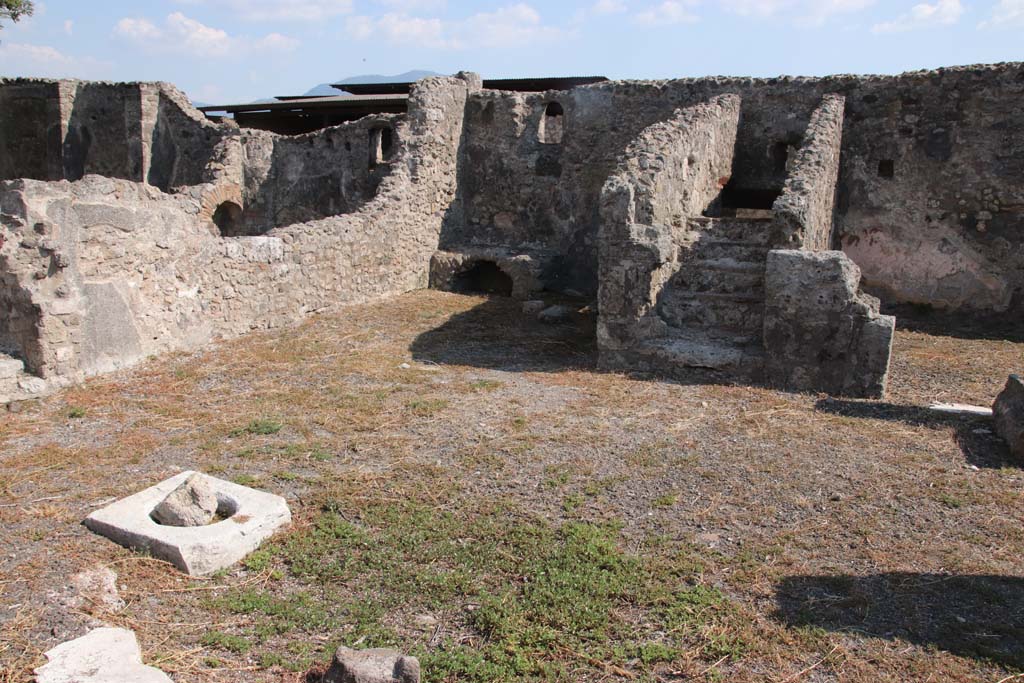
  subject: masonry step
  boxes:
[658,290,765,336]
[687,217,775,245]
[687,239,772,264]
[638,331,765,377]
[671,258,765,295]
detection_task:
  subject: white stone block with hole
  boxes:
[84,471,290,575]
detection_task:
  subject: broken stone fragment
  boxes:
[538,305,572,324]
[994,374,1024,458]
[69,565,125,614]
[151,473,218,527]
[324,646,421,683]
[35,627,173,683]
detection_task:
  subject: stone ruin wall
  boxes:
[771,94,845,251]
[0,75,472,396]
[595,91,895,397]
[450,64,1024,314]
[596,94,742,359]
[2,64,1022,401]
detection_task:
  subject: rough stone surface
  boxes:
[763,249,895,398]
[324,646,421,683]
[772,94,845,250]
[34,627,172,683]
[84,470,291,575]
[151,472,219,527]
[994,375,1024,458]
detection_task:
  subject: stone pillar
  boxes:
[763,249,895,398]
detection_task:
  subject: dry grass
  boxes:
[1,290,1022,682]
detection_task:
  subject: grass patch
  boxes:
[214,485,744,681]
[200,631,251,654]
[66,407,87,419]
[231,419,284,437]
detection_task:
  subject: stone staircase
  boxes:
[646,216,778,379]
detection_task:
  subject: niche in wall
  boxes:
[539,102,564,145]
[211,201,249,237]
[369,126,395,167]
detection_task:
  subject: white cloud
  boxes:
[593,0,629,14]
[573,0,628,23]
[175,0,353,22]
[720,0,875,25]
[374,0,447,11]
[979,0,1024,28]
[633,0,699,25]
[63,19,74,35]
[114,12,299,58]
[345,3,564,50]
[871,0,964,33]
[0,42,110,79]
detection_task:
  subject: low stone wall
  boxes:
[0,75,472,388]
[238,115,405,235]
[772,95,845,250]
[763,250,895,397]
[597,95,741,356]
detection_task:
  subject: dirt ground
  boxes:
[1,290,1022,683]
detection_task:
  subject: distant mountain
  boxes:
[303,70,444,97]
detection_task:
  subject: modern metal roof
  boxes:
[199,94,408,114]
[331,76,609,95]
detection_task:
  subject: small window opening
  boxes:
[212,201,246,237]
[369,126,395,167]
[453,261,514,297]
[539,101,564,145]
[878,159,895,179]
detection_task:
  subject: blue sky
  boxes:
[1,0,1021,104]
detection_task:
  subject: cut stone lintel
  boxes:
[84,471,291,575]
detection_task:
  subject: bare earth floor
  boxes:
[1,290,1022,683]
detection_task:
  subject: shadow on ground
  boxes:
[885,304,1024,343]
[815,398,1014,469]
[776,573,1024,669]
[410,294,743,389]
[410,295,598,373]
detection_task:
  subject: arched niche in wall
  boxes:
[538,102,564,145]
[211,201,247,237]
